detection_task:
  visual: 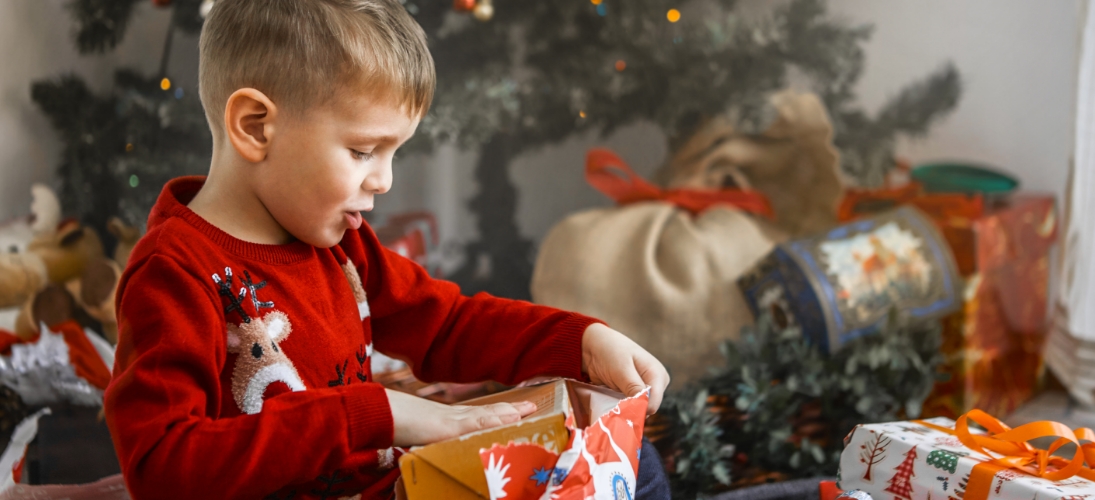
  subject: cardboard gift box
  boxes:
[738,207,962,353]
[921,195,1057,418]
[839,414,1095,500]
[398,379,647,500]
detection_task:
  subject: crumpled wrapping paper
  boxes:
[0,322,113,407]
[478,390,649,500]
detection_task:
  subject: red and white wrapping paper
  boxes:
[478,389,648,500]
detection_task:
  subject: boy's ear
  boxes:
[224,88,279,163]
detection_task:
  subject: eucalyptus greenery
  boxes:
[659,311,944,499]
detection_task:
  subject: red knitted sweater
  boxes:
[105,177,597,499]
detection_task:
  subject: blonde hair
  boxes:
[199,0,435,135]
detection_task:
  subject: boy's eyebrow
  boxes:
[348,133,401,144]
[347,131,416,146]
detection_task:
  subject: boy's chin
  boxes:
[292,227,345,249]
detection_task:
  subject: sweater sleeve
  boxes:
[347,226,601,385]
[105,255,394,500]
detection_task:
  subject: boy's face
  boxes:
[254,90,420,248]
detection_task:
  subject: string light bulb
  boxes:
[615,60,626,71]
[160,78,171,90]
[473,0,493,21]
[667,9,681,22]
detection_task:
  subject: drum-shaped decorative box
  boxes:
[738,207,961,352]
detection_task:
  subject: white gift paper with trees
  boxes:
[839,411,1095,500]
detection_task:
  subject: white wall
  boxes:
[0,0,175,222]
[827,0,1081,199]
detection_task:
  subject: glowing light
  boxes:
[667,8,681,22]
[160,78,171,90]
[579,110,587,119]
[590,0,602,4]
[615,60,626,71]
[125,143,134,152]
[129,175,139,188]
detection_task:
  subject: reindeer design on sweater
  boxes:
[340,260,370,321]
[213,267,305,414]
[341,259,377,363]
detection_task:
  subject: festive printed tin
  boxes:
[739,207,962,352]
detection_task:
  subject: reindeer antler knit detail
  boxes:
[213,267,251,323]
[241,270,274,313]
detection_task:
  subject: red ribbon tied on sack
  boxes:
[916,409,1095,500]
[586,148,774,217]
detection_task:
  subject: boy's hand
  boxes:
[386,389,537,447]
[581,323,670,415]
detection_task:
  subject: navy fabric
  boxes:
[636,439,671,499]
[710,477,830,500]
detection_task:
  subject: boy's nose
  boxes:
[363,162,392,194]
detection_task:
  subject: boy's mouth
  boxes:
[345,211,363,230]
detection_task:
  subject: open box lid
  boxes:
[463,378,625,431]
[401,379,625,498]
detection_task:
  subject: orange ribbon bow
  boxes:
[916,410,1095,499]
[585,148,774,217]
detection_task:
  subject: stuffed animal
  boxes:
[108,217,141,266]
[0,219,104,310]
[66,259,122,343]
[0,184,64,308]
[28,219,105,285]
[0,253,47,311]
[0,185,139,343]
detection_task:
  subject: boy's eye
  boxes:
[350,149,374,161]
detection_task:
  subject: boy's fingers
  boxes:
[513,401,537,417]
[637,357,670,414]
[646,385,664,415]
[449,402,539,437]
[618,367,648,400]
[472,414,505,432]
[472,403,525,430]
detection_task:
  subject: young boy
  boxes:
[104,0,671,498]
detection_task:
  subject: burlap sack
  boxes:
[531,163,784,382]
[661,90,843,237]
[532,90,841,382]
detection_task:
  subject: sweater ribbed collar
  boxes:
[151,176,316,265]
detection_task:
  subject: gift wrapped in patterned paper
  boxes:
[839,188,1056,416]
[738,206,962,353]
[922,195,1057,419]
[839,411,1095,500]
